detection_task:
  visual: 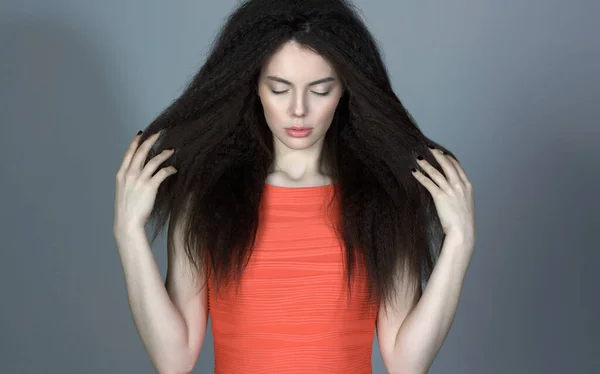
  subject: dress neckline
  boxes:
[264,182,334,189]
[263,182,336,199]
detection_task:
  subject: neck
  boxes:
[269,137,330,185]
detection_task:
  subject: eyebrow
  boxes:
[265,76,336,86]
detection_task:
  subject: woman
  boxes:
[113,0,476,373]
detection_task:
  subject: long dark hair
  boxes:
[140,0,454,311]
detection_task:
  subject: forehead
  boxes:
[261,41,337,80]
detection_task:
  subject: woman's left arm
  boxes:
[378,146,476,374]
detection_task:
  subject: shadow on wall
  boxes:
[0,16,175,373]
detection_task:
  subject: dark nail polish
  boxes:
[411,168,417,172]
[137,130,143,135]
[417,155,424,160]
[428,144,435,149]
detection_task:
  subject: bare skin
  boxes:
[258,40,343,187]
[112,40,476,373]
[114,131,207,374]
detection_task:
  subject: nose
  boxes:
[290,91,307,118]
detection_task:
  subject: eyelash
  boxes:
[271,90,330,97]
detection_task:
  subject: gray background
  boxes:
[1,0,598,373]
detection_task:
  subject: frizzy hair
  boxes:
[139,0,454,311]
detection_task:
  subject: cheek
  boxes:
[260,96,285,123]
[315,98,341,122]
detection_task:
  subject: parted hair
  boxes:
[139,0,454,310]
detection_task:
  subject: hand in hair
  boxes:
[412,146,476,252]
[113,130,177,236]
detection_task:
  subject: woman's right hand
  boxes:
[113,130,177,238]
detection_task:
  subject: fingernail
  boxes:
[137,130,143,135]
[417,155,424,160]
[411,168,417,173]
[428,144,435,149]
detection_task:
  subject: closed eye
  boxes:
[270,90,330,96]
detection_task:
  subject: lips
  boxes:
[285,127,313,138]
[286,126,313,130]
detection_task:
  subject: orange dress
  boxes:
[207,183,378,373]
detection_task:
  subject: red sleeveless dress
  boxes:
[207,183,378,373]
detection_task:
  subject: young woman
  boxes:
[113,0,476,373]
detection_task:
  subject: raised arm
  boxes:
[378,147,476,373]
[114,131,208,373]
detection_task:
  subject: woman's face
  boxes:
[258,40,344,152]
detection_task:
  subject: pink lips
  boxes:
[285,126,313,138]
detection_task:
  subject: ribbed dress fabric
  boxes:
[207,183,378,373]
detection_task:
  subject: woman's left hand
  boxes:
[412,146,476,253]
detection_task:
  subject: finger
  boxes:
[117,131,143,177]
[128,131,164,176]
[416,157,452,193]
[140,148,175,181]
[149,166,178,187]
[411,168,442,198]
[428,147,461,187]
[447,157,471,187]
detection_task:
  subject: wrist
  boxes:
[114,224,147,244]
[440,234,474,272]
[444,229,474,248]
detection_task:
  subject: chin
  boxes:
[283,139,319,151]
[276,134,322,151]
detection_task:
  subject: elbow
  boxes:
[385,365,428,374]
[152,349,197,374]
[382,347,430,374]
[155,361,195,374]
[384,361,429,374]
[154,326,205,373]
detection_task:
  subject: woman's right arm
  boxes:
[115,224,207,374]
[114,131,208,374]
